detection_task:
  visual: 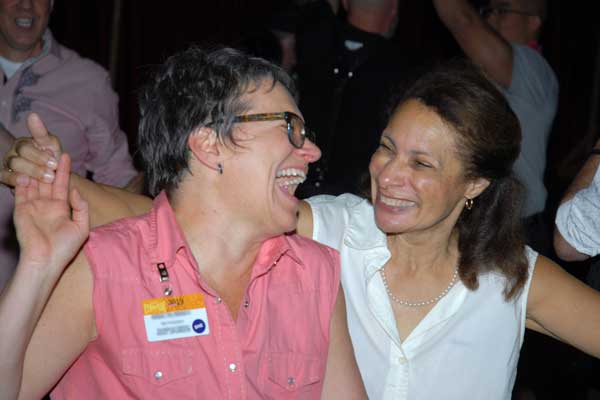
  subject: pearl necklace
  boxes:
[379,265,459,307]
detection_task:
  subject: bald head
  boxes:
[342,0,398,36]
[518,0,547,20]
[346,0,394,11]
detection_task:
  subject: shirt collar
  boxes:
[343,199,391,278]
[22,30,57,70]
[146,191,188,269]
[344,198,388,250]
[251,234,305,277]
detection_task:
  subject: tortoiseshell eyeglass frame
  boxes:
[232,112,314,149]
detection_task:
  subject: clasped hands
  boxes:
[2,113,62,189]
[5,113,89,273]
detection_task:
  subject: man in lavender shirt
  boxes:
[0,0,138,288]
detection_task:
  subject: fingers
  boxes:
[5,154,55,184]
[17,138,58,170]
[70,188,90,234]
[0,168,18,188]
[14,175,29,205]
[1,137,56,188]
[1,114,60,188]
[27,113,62,160]
[39,177,52,199]
[52,154,71,201]
[41,152,72,199]
[26,177,39,202]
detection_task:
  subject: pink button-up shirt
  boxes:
[51,192,340,399]
[0,31,137,288]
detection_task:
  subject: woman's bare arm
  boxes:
[0,155,95,399]
[1,113,152,227]
[71,174,152,227]
[526,255,600,358]
[321,286,367,399]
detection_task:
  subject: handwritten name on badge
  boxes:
[142,293,210,342]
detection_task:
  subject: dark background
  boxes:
[47,1,600,397]
[48,0,600,203]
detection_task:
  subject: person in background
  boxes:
[264,0,342,75]
[295,0,423,197]
[554,138,600,261]
[433,0,558,255]
[432,4,560,397]
[553,137,600,400]
[0,46,365,399]
[0,0,139,288]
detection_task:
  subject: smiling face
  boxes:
[219,81,321,236]
[369,99,480,237]
[0,0,50,61]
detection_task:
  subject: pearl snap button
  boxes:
[154,371,163,380]
[229,363,237,372]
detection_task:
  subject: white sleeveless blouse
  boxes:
[307,194,536,400]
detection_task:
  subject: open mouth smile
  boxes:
[275,168,306,195]
[379,194,417,208]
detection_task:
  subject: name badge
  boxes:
[142,293,210,342]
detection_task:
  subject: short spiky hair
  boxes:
[138,46,296,196]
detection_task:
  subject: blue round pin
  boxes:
[192,319,206,334]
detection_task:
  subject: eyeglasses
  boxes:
[479,6,537,18]
[233,112,314,149]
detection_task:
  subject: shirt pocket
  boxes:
[121,347,194,387]
[264,352,324,399]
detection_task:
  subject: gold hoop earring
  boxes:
[465,198,474,210]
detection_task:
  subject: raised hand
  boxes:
[1,113,62,188]
[13,153,89,273]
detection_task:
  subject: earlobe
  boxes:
[188,127,222,172]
